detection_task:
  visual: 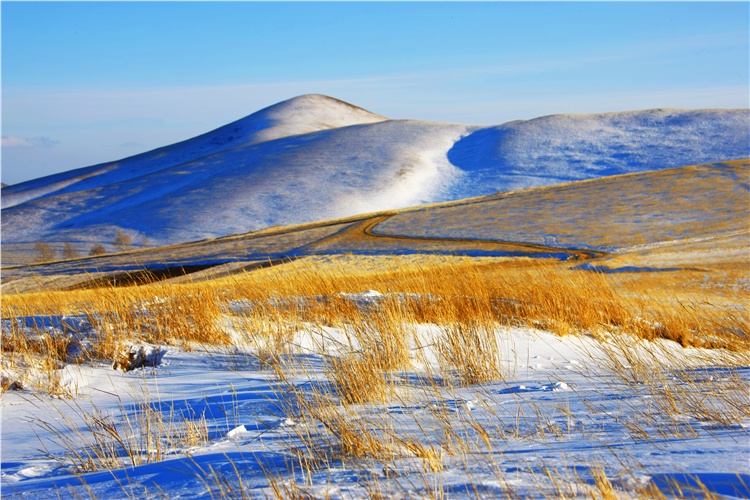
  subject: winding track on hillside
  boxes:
[15,158,748,290]
[1,210,605,292]
[297,214,606,261]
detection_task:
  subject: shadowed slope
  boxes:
[447,109,750,194]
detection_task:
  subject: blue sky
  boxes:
[2,2,748,185]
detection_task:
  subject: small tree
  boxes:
[34,242,56,263]
[62,242,80,260]
[113,230,132,252]
[89,244,107,256]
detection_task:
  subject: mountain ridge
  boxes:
[2,94,748,266]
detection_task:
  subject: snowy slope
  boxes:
[2,120,468,247]
[447,109,750,195]
[2,315,748,498]
[0,94,387,210]
[2,95,748,259]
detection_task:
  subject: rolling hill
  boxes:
[3,159,746,293]
[2,94,748,266]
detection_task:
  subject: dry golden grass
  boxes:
[3,252,747,401]
[3,255,748,385]
[2,280,231,394]
[230,254,747,348]
[373,160,750,252]
[9,252,748,498]
[32,389,210,473]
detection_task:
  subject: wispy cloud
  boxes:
[1,136,31,147]
[2,135,59,148]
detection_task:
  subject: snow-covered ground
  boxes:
[2,95,748,256]
[2,291,748,499]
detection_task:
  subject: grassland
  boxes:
[2,254,749,498]
[2,160,748,498]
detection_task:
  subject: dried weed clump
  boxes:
[437,321,504,386]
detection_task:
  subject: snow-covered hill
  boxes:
[447,109,750,193]
[1,95,387,210]
[2,94,748,260]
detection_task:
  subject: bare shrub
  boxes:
[89,243,107,256]
[113,229,132,252]
[112,342,166,372]
[34,241,56,263]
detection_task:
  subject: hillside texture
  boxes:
[2,95,748,266]
[3,160,747,292]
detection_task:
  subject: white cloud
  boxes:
[2,135,59,148]
[2,136,32,147]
